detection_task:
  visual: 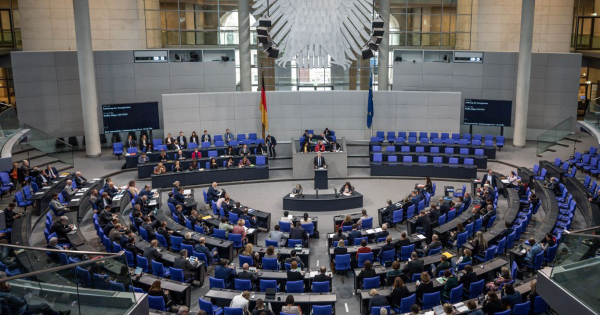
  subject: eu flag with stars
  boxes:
[367,70,374,129]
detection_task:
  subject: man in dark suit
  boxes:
[396,232,411,250]
[497,221,513,240]
[125,135,136,149]
[36,169,49,187]
[438,198,451,215]
[214,259,237,289]
[402,252,424,281]
[98,192,112,211]
[132,210,144,231]
[194,237,220,263]
[167,192,182,208]
[314,152,327,168]
[482,205,497,226]
[141,216,156,240]
[165,133,175,150]
[289,222,308,246]
[103,218,117,236]
[238,144,251,156]
[375,224,389,240]
[377,236,395,260]
[266,135,277,158]
[174,249,200,281]
[120,230,134,249]
[143,239,162,263]
[125,236,139,256]
[177,132,187,149]
[368,289,388,315]
[237,263,258,284]
[468,207,481,224]
[313,266,331,283]
[105,182,119,198]
[74,172,87,189]
[224,129,234,143]
[207,182,220,202]
[174,205,187,226]
[98,206,114,228]
[546,177,562,196]
[481,169,496,187]
[418,234,441,256]
[201,130,211,143]
[3,203,21,229]
[410,190,422,205]
[348,224,362,245]
[139,185,154,198]
[18,160,30,184]
[50,216,73,244]
[428,203,441,223]
[381,199,397,224]
[415,211,431,234]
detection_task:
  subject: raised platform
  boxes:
[282,192,363,211]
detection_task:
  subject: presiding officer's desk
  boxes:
[31,173,71,216]
[151,165,269,188]
[283,192,364,211]
[370,162,478,179]
[254,245,310,269]
[155,211,235,262]
[138,154,267,179]
[67,178,103,222]
[205,289,337,315]
[292,137,348,179]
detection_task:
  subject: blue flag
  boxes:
[367,70,374,129]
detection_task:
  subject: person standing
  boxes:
[266,135,277,158]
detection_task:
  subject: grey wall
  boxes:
[162,90,462,141]
[11,50,236,138]
[393,52,581,140]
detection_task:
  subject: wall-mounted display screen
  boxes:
[463,99,512,127]
[102,102,160,133]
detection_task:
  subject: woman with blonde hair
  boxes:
[486,267,512,291]
[342,214,353,226]
[472,231,488,256]
[232,219,247,241]
[241,243,260,267]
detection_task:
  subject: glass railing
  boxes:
[536,116,574,155]
[549,230,600,313]
[22,124,74,168]
[0,244,138,315]
[0,107,22,154]
[584,99,600,127]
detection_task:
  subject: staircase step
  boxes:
[11,149,46,163]
[29,156,59,168]
[11,144,35,155]
[53,162,73,172]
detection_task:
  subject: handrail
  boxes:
[536,116,574,155]
[22,123,74,149]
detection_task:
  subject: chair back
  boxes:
[152,261,166,277]
[468,279,484,298]
[422,291,440,310]
[362,276,380,290]
[259,279,278,292]
[533,296,549,313]
[399,294,416,313]
[265,239,278,247]
[262,258,279,270]
[170,236,183,250]
[148,295,166,311]
[286,280,304,293]
[334,254,351,271]
[239,255,254,266]
[361,217,373,229]
[371,306,391,315]
[312,281,329,293]
[228,233,243,248]
[400,244,414,261]
[209,277,225,289]
[279,221,291,232]
[357,252,373,268]
[213,229,227,239]
[313,305,332,315]
[235,279,253,291]
[169,267,185,282]
[448,283,464,303]
[224,307,244,315]
[136,256,149,273]
[513,301,531,315]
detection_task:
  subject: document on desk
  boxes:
[113,195,122,201]
[416,234,426,240]
[184,189,192,195]
[35,192,44,195]
[501,179,510,184]
[148,200,157,206]
[70,199,80,202]
[248,228,256,234]
[42,186,51,189]
[309,270,319,278]
[454,302,468,313]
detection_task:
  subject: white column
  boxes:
[73,0,101,157]
[238,0,252,91]
[513,0,535,147]
[378,0,390,91]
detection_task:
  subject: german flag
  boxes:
[260,67,268,131]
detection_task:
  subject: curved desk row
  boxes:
[67,178,103,222]
[125,144,264,168]
[370,152,488,169]
[564,177,596,227]
[138,155,268,179]
[370,163,477,179]
[282,193,363,211]
[532,179,560,241]
[369,142,497,159]
[205,289,337,315]
[31,174,72,216]
[150,166,269,188]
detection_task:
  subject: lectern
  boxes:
[314,168,328,190]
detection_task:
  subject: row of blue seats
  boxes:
[200,296,334,315]
[372,146,486,155]
[371,132,504,145]
[372,155,477,165]
[114,139,267,156]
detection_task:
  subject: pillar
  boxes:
[378,0,390,91]
[512,0,535,147]
[73,0,101,157]
[238,0,252,91]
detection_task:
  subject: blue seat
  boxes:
[302,223,314,236]
[357,252,373,268]
[265,239,278,247]
[170,236,183,251]
[152,260,170,278]
[513,301,531,315]
[371,306,391,315]
[170,267,189,282]
[156,233,168,248]
[441,283,463,303]
[199,298,223,315]
[373,153,383,163]
[399,244,414,261]
[224,307,244,315]
[113,142,123,159]
[398,294,416,314]
[213,229,227,240]
[525,251,544,271]
[334,254,351,274]
[235,279,253,291]
[124,250,136,267]
[259,279,278,292]
[229,233,243,249]
[75,266,92,287]
[533,296,549,313]
[262,257,279,271]
[422,291,440,310]
[493,310,511,315]
[467,279,484,298]
[286,280,304,293]
[239,255,254,266]
[361,217,373,229]
[363,276,380,290]
[136,256,149,273]
[392,210,403,227]
[109,281,125,292]
[279,221,291,232]
[288,239,302,248]
[456,231,468,249]
[476,245,497,262]
[312,281,330,292]
[15,191,33,208]
[379,249,395,266]
[313,305,332,315]
[148,295,167,311]
[127,147,138,154]
[209,277,225,289]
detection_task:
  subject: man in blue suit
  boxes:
[139,185,154,198]
[214,258,237,289]
[347,224,362,245]
[207,182,220,202]
[411,190,422,204]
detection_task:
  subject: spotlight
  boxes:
[371,35,383,45]
[258,17,272,28]
[362,47,374,60]
[257,27,269,36]
[257,35,270,45]
[372,17,384,29]
[372,28,384,37]
[267,46,280,58]
[368,41,379,51]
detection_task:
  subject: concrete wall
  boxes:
[392,52,581,140]
[11,50,236,137]
[162,91,462,141]
[470,0,574,53]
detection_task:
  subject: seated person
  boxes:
[501,284,522,310]
[340,182,353,195]
[459,264,478,290]
[214,259,237,289]
[486,267,512,291]
[154,163,166,175]
[417,234,442,256]
[209,158,219,169]
[188,159,199,170]
[194,237,220,263]
[138,153,149,164]
[0,275,71,315]
[440,269,458,300]
[434,255,452,277]
[300,142,311,153]
[226,157,235,168]
[356,239,371,260]
[158,151,168,162]
[357,260,377,288]
[239,144,251,156]
[356,209,371,228]
[238,156,251,167]
[173,161,183,172]
[50,216,73,244]
[225,146,235,156]
[286,261,305,283]
[174,249,201,282]
[291,184,303,197]
[313,140,326,152]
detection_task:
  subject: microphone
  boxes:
[316,188,318,199]
[334,188,338,198]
